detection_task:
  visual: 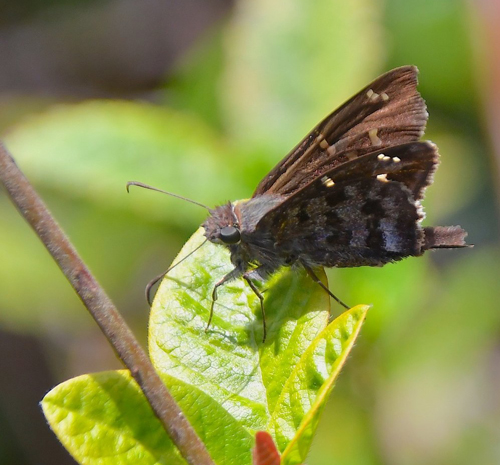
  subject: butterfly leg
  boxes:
[207,267,244,333]
[301,262,350,309]
[243,273,267,343]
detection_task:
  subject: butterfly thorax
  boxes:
[203,195,289,274]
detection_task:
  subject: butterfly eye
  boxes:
[220,226,241,244]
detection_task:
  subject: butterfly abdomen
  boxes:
[423,226,469,249]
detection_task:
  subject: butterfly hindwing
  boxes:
[251,142,438,267]
[312,141,439,200]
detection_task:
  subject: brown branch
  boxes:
[0,141,215,465]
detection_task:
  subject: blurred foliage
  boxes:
[1,0,499,464]
[385,0,479,113]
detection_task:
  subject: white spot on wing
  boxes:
[377,174,388,182]
[319,139,329,150]
[377,153,385,160]
[392,156,401,163]
[368,129,382,146]
[366,88,380,102]
[321,176,335,188]
[381,92,389,101]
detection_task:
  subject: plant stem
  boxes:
[0,142,215,465]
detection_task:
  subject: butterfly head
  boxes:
[203,202,241,246]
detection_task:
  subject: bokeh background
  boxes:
[1,0,499,464]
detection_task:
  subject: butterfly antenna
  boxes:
[146,239,208,305]
[127,181,211,211]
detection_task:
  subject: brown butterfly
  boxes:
[129,66,469,342]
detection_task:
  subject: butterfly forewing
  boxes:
[253,66,428,197]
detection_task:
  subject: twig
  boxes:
[0,141,215,465]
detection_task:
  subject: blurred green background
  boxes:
[0,0,499,464]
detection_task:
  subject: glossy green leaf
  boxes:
[276,307,367,465]
[41,370,252,465]
[149,229,330,428]
[42,371,185,465]
[149,228,369,464]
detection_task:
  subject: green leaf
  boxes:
[149,228,368,464]
[41,370,252,465]
[274,307,367,465]
[41,371,185,465]
[42,228,367,465]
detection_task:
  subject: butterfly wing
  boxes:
[253,66,428,197]
[249,142,443,268]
